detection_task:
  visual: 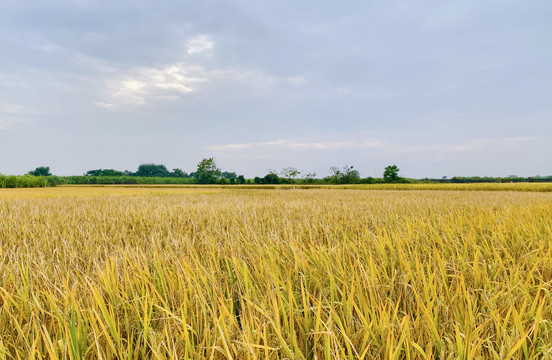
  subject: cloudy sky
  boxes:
[1,1,551,178]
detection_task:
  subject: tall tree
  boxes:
[383,165,400,182]
[195,158,221,184]
[281,167,301,181]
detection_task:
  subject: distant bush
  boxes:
[85,169,125,176]
[27,166,52,176]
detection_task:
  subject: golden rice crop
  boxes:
[0,186,551,359]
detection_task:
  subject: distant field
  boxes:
[48,182,552,192]
[1,186,551,359]
[344,182,552,192]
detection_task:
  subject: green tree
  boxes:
[325,165,360,184]
[86,169,124,176]
[170,168,189,177]
[101,169,124,176]
[263,172,280,184]
[221,171,237,181]
[135,164,170,177]
[253,172,280,184]
[383,165,400,182]
[85,169,101,176]
[195,158,221,184]
[281,167,301,182]
[303,172,317,184]
[28,166,51,176]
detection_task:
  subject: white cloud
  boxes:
[186,34,214,55]
[98,63,208,107]
[206,137,537,153]
[98,62,301,107]
[206,138,386,151]
[88,31,311,107]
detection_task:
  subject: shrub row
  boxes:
[47,176,198,185]
[0,175,48,188]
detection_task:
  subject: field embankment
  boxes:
[0,187,551,358]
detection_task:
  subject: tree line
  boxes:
[3,159,549,188]
[79,158,247,184]
[19,160,405,187]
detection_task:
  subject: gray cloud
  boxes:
[1,0,551,177]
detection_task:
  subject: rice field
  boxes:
[0,185,551,359]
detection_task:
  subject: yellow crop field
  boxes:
[1,186,551,359]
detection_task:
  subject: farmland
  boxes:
[0,186,551,359]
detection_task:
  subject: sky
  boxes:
[1,0,551,178]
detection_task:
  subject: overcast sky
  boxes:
[1,1,551,178]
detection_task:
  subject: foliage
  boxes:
[86,168,125,176]
[383,164,400,182]
[280,167,301,181]
[303,172,317,183]
[10,161,552,187]
[0,174,48,188]
[254,172,281,184]
[325,165,361,184]
[221,171,237,180]
[170,168,189,178]
[195,158,221,184]
[135,163,171,177]
[264,172,280,184]
[28,166,52,176]
[54,176,197,185]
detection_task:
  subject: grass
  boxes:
[0,185,551,359]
